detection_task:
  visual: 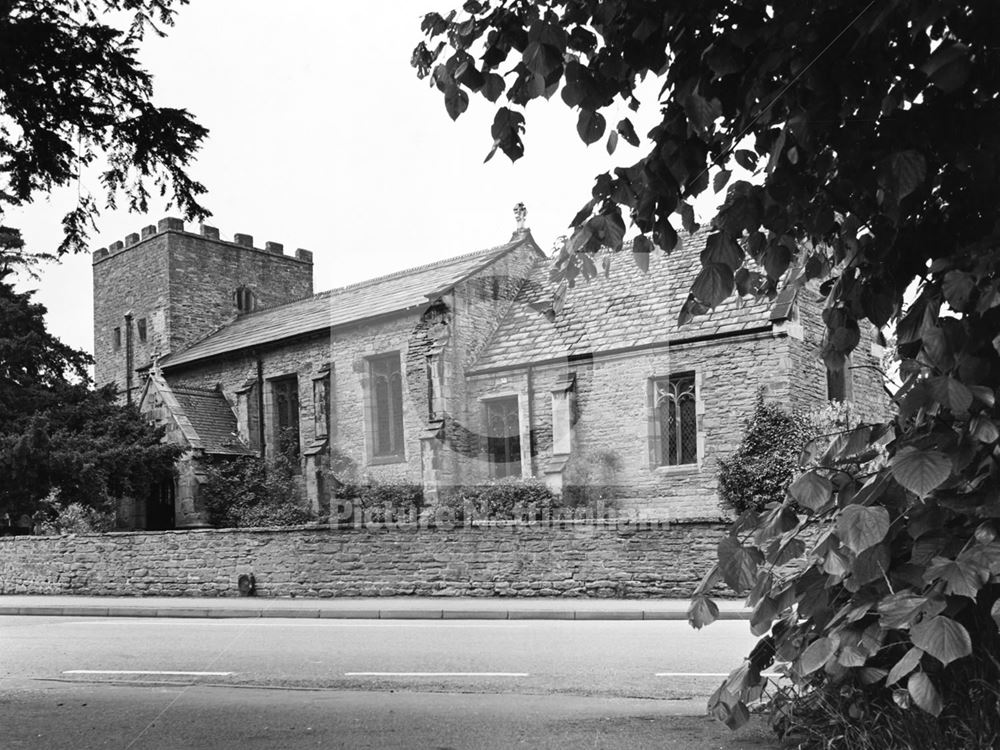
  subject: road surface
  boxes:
[1,616,780,749]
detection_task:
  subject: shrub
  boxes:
[717,394,815,513]
[442,478,556,521]
[37,492,115,534]
[339,482,424,524]
[199,454,313,528]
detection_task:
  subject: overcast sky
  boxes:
[12,1,722,357]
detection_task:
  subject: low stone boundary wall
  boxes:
[0,520,730,598]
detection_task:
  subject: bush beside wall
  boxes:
[0,521,731,599]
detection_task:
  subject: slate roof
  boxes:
[162,234,536,369]
[471,229,784,372]
[169,386,253,455]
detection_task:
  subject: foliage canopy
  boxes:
[0,230,179,521]
[417,1,1000,744]
[0,0,208,253]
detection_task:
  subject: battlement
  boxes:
[91,217,314,265]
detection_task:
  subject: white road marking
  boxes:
[344,672,529,677]
[655,672,781,677]
[63,669,236,677]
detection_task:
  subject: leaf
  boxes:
[799,637,837,675]
[789,470,833,512]
[616,118,639,146]
[861,667,888,685]
[489,107,525,162]
[887,647,924,686]
[679,202,698,234]
[606,129,618,155]
[851,543,890,586]
[577,109,606,145]
[890,151,926,200]
[705,41,743,77]
[992,600,1000,630]
[481,72,505,102]
[970,415,1000,444]
[923,556,986,599]
[921,43,970,94]
[691,262,734,308]
[713,169,732,194]
[942,270,976,312]
[717,536,761,593]
[878,593,946,629]
[927,376,973,413]
[766,537,805,567]
[836,505,890,554]
[910,616,972,667]
[908,672,943,716]
[631,234,653,272]
[683,93,720,136]
[700,231,744,268]
[444,85,469,120]
[734,149,757,171]
[750,596,777,637]
[891,447,951,497]
[522,41,561,79]
[688,595,720,629]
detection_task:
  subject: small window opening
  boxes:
[113,327,122,350]
[137,318,147,343]
[236,286,255,313]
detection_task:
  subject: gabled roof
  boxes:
[161,233,539,370]
[141,375,253,455]
[471,229,788,373]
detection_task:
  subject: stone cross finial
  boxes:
[513,202,527,231]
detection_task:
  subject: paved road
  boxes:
[1,616,779,749]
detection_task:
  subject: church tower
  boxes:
[92,217,314,403]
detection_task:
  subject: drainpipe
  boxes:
[124,313,134,405]
[255,353,266,458]
[526,364,535,476]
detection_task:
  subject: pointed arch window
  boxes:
[653,373,697,466]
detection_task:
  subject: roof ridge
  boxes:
[171,385,225,396]
[202,238,523,326]
[331,239,521,294]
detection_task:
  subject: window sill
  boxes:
[653,462,701,475]
[369,454,406,466]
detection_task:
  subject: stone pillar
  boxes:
[174,454,211,528]
[419,420,445,511]
[544,373,577,494]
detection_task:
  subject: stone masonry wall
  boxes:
[466,328,791,519]
[0,522,729,599]
[92,219,313,397]
[789,281,893,423]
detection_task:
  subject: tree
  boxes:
[415,3,1000,746]
[0,0,208,254]
[0,230,179,521]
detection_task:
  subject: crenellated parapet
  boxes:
[92,216,313,265]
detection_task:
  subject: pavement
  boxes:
[0,594,750,621]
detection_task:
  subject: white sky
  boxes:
[11,1,723,358]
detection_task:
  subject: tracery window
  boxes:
[653,373,697,466]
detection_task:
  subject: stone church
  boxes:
[91,210,888,529]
